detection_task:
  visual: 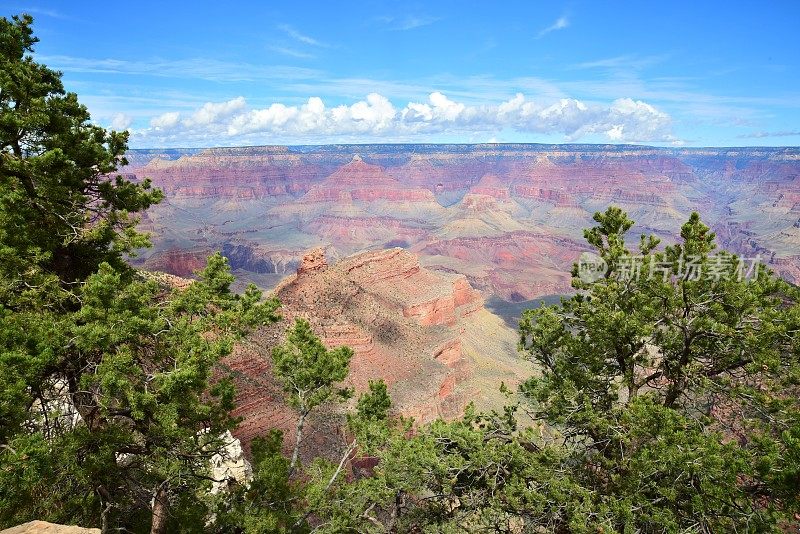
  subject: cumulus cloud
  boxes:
[108,112,132,130]
[150,111,180,129]
[131,92,677,146]
[404,92,466,123]
[184,97,247,127]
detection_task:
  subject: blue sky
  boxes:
[3,0,799,147]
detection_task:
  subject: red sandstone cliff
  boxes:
[125,145,800,300]
[302,156,436,203]
[219,247,528,460]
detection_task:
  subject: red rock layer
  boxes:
[130,147,331,199]
[303,215,430,246]
[469,174,511,199]
[302,157,435,203]
[512,185,578,207]
[226,248,496,460]
[127,145,800,300]
[144,249,211,277]
[422,232,587,300]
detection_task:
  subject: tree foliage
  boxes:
[518,207,800,531]
[271,318,353,474]
[0,15,279,533]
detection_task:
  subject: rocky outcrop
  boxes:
[335,248,482,327]
[222,248,529,461]
[297,247,328,276]
[209,431,252,494]
[0,522,99,534]
[403,295,457,326]
[433,338,463,367]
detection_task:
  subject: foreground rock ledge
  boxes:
[0,522,99,534]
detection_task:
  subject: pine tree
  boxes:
[0,15,280,533]
[519,207,800,531]
[271,318,353,475]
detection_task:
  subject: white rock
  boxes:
[209,430,252,494]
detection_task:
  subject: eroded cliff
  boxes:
[219,247,530,460]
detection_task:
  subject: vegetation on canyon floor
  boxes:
[1,14,799,533]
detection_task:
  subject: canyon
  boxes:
[126,144,800,307]
[215,247,530,459]
[124,143,800,457]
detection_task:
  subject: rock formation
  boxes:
[296,247,327,276]
[219,247,530,460]
[0,522,99,534]
[209,431,252,494]
[124,144,800,309]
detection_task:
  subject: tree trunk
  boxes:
[97,485,113,534]
[664,381,683,408]
[150,483,169,534]
[289,411,307,476]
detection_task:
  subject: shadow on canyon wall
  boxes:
[485,294,566,329]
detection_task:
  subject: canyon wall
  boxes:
[218,247,528,461]
[126,144,800,304]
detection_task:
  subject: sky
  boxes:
[2,0,799,148]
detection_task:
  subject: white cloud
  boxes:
[184,97,247,127]
[537,15,569,38]
[604,98,672,141]
[331,93,397,132]
[606,125,625,140]
[131,92,677,146]
[109,112,132,130]
[404,92,466,123]
[228,103,299,135]
[268,46,315,59]
[395,16,439,30]
[38,55,321,83]
[377,14,440,31]
[574,54,669,71]
[278,24,327,47]
[150,111,180,129]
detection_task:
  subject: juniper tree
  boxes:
[519,207,800,531]
[0,15,280,533]
[271,318,353,475]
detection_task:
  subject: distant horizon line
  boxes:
[127,142,800,152]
